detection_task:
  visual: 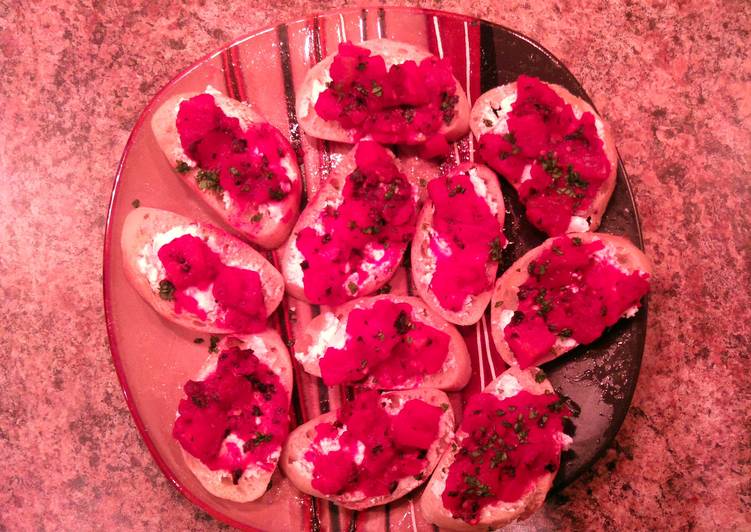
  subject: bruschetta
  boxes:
[281,388,454,510]
[296,39,470,156]
[490,232,651,369]
[151,86,302,249]
[420,366,574,530]
[294,295,471,390]
[121,207,284,333]
[411,162,506,326]
[173,333,293,502]
[471,75,617,236]
[279,140,425,305]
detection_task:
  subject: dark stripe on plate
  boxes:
[276,24,305,169]
[312,16,333,185]
[348,511,358,532]
[329,501,342,532]
[360,9,368,40]
[384,502,390,531]
[377,7,386,37]
[223,48,242,100]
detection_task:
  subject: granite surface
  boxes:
[0,0,749,530]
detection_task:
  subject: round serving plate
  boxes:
[104,6,647,531]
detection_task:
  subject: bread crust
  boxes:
[296,38,470,144]
[489,232,653,367]
[293,294,471,390]
[121,207,284,333]
[178,332,293,502]
[470,81,618,233]
[278,144,432,304]
[420,366,561,530]
[151,88,302,249]
[411,162,506,326]
[280,388,455,510]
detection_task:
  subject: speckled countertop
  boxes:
[0,0,749,530]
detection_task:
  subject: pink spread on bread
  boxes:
[176,93,294,215]
[294,141,417,305]
[503,235,650,368]
[427,170,505,311]
[477,76,611,235]
[318,299,450,387]
[157,234,266,332]
[305,391,443,497]
[173,346,289,483]
[314,42,458,156]
[441,390,571,524]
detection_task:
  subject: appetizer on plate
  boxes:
[281,389,454,510]
[297,39,470,157]
[121,207,283,333]
[151,87,302,248]
[173,333,293,502]
[280,141,426,305]
[294,295,471,390]
[490,233,651,368]
[471,75,617,236]
[421,366,574,530]
[411,162,507,325]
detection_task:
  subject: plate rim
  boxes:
[102,6,647,530]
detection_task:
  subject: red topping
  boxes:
[319,300,450,388]
[157,234,266,332]
[296,142,417,305]
[442,390,570,524]
[315,42,459,150]
[307,391,442,497]
[478,75,611,235]
[173,347,288,477]
[176,93,294,211]
[427,171,505,311]
[504,236,650,368]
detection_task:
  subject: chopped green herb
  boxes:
[448,184,466,197]
[229,166,240,176]
[158,279,175,301]
[371,81,383,97]
[535,371,547,383]
[196,169,221,192]
[440,403,450,413]
[347,282,358,295]
[193,338,205,344]
[175,160,191,173]
[572,237,582,246]
[131,199,140,208]
[209,335,220,353]
[250,212,263,222]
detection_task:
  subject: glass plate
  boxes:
[103,7,647,531]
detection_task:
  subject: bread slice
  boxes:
[280,388,455,510]
[279,142,430,304]
[151,87,302,249]
[411,162,506,326]
[121,207,283,333]
[296,39,470,144]
[177,332,293,502]
[293,294,471,390]
[489,232,652,367]
[470,80,617,234]
[420,366,570,530]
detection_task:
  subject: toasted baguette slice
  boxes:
[421,366,570,530]
[296,39,470,144]
[293,295,471,390]
[177,332,293,502]
[281,388,455,510]
[121,207,283,333]
[279,143,431,304]
[490,232,652,367]
[151,87,302,249]
[470,80,617,234]
[411,162,506,326]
